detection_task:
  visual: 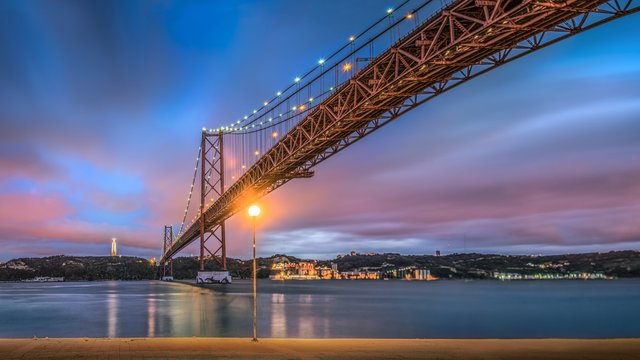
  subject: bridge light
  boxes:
[244,116,248,120]
[253,109,257,114]
[254,150,259,156]
[263,101,268,106]
[276,91,282,96]
[309,97,313,102]
[242,165,246,169]
[272,132,278,138]
[406,12,413,19]
[268,117,273,121]
[299,105,306,111]
[318,59,325,65]
[292,106,297,111]
[349,35,355,42]
[329,86,334,91]
[387,8,393,14]
[248,205,261,217]
[294,77,301,83]
[342,62,352,72]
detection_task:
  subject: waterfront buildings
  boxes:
[269,260,436,281]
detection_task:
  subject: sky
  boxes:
[0,0,639,261]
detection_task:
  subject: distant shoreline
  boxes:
[2,251,639,282]
[1,277,634,285]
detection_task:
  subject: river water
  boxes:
[0,279,638,338]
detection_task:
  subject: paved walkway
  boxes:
[1,338,639,359]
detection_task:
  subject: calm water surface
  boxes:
[0,279,639,338]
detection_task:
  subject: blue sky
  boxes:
[0,0,639,261]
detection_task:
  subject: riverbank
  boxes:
[1,338,639,359]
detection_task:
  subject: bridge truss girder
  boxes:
[161,0,639,263]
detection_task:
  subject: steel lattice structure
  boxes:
[161,0,639,264]
[199,131,227,270]
[162,225,173,277]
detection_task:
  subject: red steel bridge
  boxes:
[160,0,639,270]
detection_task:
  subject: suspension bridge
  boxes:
[160,0,639,273]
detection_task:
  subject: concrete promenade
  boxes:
[1,338,639,360]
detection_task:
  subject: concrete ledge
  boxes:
[1,338,639,359]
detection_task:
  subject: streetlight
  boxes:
[248,204,261,342]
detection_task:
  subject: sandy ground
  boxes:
[0,338,639,360]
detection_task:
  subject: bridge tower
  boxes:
[199,129,226,271]
[163,225,173,278]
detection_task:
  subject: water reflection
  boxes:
[147,295,156,337]
[0,280,639,338]
[107,292,118,338]
[270,293,286,337]
[297,294,314,338]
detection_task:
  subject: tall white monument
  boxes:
[111,238,117,257]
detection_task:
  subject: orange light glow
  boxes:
[299,105,306,111]
[342,62,352,72]
[254,150,259,156]
[406,13,413,19]
[272,132,278,138]
[248,205,261,217]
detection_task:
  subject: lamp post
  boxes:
[248,205,261,342]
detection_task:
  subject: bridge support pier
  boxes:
[162,225,173,278]
[200,130,227,271]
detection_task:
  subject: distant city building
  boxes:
[269,260,437,281]
[435,250,441,256]
[111,238,117,257]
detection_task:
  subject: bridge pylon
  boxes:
[199,129,226,271]
[162,225,173,278]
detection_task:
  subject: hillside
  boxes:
[0,255,155,281]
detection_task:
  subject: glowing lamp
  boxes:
[248,205,261,217]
